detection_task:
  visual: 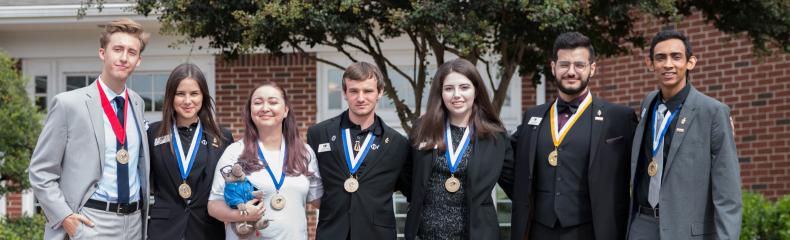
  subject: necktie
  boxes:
[114,96,130,204]
[648,103,667,208]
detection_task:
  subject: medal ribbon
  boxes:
[342,129,375,175]
[258,138,287,191]
[444,122,472,175]
[550,93,593,148]
[96,81,129,145]
[172,121,203,180]
[649,101,681,158]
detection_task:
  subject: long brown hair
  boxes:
[237,82,311,176]
[156,63,226,148]
[410,58,505,151]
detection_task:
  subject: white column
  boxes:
[536,72,546,105]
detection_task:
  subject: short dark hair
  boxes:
[649,30,693,61]
[552,32,596,62]
[342,62,385,92]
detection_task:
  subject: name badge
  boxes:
[318,143,331,153]
[154,135,171,146]
[527,117,542,126]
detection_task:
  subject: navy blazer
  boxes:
[146,121,233,240]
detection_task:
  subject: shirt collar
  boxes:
[340,110,383,136]
[98,76,127,102]
[657,83,690,111]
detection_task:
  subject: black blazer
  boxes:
[405,131,514,240]
[306,113,412,240]
[146,121,233,240]
[504,96,637,240]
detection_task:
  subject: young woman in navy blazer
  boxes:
[147,63,233,240]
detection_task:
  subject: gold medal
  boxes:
[178,182,192,199]
[444,176,461,193]
[270,193,286,210]
[353,140,361,152]
[344,177,359,193]
[548,149,558,167]
[647,159,658,177]
[116,149,129,164]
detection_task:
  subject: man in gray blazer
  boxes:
[627,30,742,240]
[28,18,151,240]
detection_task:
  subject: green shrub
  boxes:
[0,214,45,240]
[776,195,790,240]
[741,192,776,240]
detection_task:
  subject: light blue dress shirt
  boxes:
[90,78,142,203]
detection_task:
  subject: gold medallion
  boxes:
[353,140,361,152]
[647,159,658,177]
[116,149,129,164]
[270,194,286,210]
[178,182,192,199]
[548,149,558,167]
[444,176,461,193]
[344,177,359,193]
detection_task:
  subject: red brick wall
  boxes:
[523,12,790,199]
[214,53,319,239]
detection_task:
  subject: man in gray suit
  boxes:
[627,30,742,240]
[28,18,151,239]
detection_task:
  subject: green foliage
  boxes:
[79,0,789,131]
[776,195,790,239]
[740,192,790,240]
[0,51,43,195]
[0,214,46,240]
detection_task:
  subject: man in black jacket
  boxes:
[505,32,637,240]
[307,62,411,240]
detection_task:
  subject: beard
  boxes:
[556,76,590,96]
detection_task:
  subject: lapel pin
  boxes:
[331,135,336,141]
[594,110,604,121]
[371,144,379,150]
[212,138,219,147]
[385,137,390,144]
[676,128,685,133]
[201,139,208,145]
[681,117,686,125]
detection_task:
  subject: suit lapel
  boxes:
[159,138,184,190]
[631,91,657,182]
[662,88,699,179]
[325,118,349,175]
[356,132,388,181]
[85,82,106,168]
[528,105,551,178]
[466,134,485,191]
[190,134,210,181]
[588,98,605,169]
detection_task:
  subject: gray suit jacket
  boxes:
[628,86,741,239]
[28,80,150,239]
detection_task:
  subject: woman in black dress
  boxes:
[147,63,233,240]
[407,58,514,240]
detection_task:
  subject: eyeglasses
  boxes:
[556,61,589,72]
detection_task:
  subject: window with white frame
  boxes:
[317,50,521,240]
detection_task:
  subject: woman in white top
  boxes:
[208,82,323,240]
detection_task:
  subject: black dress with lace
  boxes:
[417,125,472,240]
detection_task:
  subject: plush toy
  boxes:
[221,163,270,239]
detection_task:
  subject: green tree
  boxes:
[0,52,43,195]
[82,0,789,131]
